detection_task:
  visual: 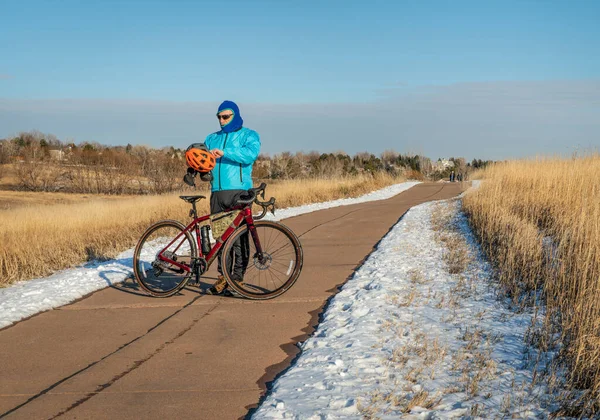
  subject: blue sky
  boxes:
[1,0,599,159]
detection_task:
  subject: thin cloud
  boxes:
[0,74,13,80]
[1,80,598,160]
[378,80,600,107]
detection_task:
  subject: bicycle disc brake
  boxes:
[254,252,273,270]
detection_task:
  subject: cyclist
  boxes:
[204,100,261,295]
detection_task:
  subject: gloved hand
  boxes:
[183,167,196,186]
[200,171,213,182]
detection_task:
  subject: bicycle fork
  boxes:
[248,224,266,263]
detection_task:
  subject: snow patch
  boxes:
[252,199,555,418]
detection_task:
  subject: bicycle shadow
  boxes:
[109,275,148,297]
[99,265,220,297]
[80,254,224,297]
[82,255,143,297]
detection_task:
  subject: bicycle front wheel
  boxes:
[133,220,197,297]
[222,220,303,300]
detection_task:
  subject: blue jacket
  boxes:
[204,127,261,192]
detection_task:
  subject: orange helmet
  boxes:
[185,143,216,173]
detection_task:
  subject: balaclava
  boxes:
[218,100,244,133]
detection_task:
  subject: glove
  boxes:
[200,171,213,182]
[183,167,196,186]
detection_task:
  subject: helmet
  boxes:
[185,143,216,173]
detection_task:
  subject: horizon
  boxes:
[1,1,599,160]
[0,128,499,164]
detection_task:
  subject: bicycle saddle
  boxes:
[179,195,206,203]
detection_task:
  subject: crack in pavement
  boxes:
[295,208,365,239]
[58,296,326,311]
[1,387,260,397]
[293,184,447,240]
[0,294,207,419]
[48,300,220,419]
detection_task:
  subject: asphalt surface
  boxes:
[0,182,465,419]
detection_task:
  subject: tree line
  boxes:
[0,130,493,194]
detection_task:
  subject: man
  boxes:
[204,100,261,295]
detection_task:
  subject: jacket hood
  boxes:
[218,100,244,133]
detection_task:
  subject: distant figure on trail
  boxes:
[450,171,455,182]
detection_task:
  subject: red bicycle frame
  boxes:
[155,205,264,274]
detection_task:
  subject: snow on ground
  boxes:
[0,181,419,329]
[0,254,135,330]
[252,199,556,419]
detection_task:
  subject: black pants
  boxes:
[210,190,250,280]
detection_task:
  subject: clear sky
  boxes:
[1,0,599,160]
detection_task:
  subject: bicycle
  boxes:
[133,182,303,300]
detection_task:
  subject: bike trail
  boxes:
[0,182,465,419]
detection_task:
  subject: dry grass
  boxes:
[358,384,442,417]
[0,194,194,285]
[263,172,403,208]
[462,154,600,415]
[0,190,139,210]
[360,331,447,417]
[442,235,471,274]
[431,201,472,276]
[0,173,404,286]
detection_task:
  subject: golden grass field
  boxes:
[0,172,404,286]
[463,154,600,414]
[0,164,144,209]
[0,190,142,210]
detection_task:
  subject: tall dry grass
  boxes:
[462,154,600,415]
[0,173,403,286]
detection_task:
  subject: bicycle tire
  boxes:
[133,219,197,297]
[221,220,303,300]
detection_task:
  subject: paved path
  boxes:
[0,183,464,419]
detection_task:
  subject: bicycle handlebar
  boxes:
[183,175,275,219]
[234,183,275,219]
[236,183,266,204]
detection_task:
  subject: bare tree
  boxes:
[311,154,346,178]
[15,160,64,192]
[144,153,183,194]
[0,140,11,164]
[418,156,433,177]
[381,149,399,166]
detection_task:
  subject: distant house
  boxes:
[433,158,454,172]
[48,147,65,161]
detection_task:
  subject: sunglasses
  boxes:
[217,114,233,121]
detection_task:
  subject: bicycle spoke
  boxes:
[133,221,195,297]
[222,221,302,299]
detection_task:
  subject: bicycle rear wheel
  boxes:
[133,220,197,297]
[222,220,303,300]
